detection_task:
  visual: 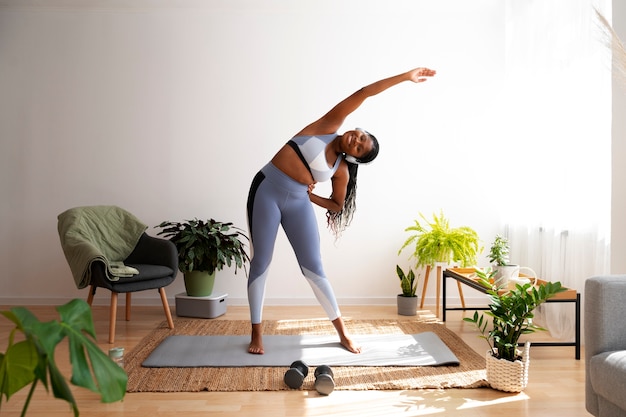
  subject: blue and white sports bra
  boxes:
[288,134,342,182]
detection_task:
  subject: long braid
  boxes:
[326,162,359,238]
[326,130,379,239]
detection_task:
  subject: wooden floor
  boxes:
[0,303,591,417]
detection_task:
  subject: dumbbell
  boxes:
[284,360,309,389]
[314,365,335,395]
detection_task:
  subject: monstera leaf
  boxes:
[0,299,127,416]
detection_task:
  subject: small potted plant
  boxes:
[488,235,539,289]
[396,265,419,316]
[156,218,250,297]
[488,234,510,267]
[463,268,566,392]
[488,234,515,286]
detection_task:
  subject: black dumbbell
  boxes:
[284,360,309,389]
[314,365,335,395]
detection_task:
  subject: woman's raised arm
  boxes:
[297,67,436,136]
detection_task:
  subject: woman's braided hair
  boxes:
[326,131,379,238]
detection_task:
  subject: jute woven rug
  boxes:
[125,318,488,392]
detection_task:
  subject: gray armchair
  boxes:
[58,206,178,343]
[585,276,626,417]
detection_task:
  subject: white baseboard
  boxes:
[0,295,489,308]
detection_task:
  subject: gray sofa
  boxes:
[585,276,626,417]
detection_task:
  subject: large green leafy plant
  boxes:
[157,218,250,274]
[0,299,127,417]
[399,211,482,268]
[463,269,566,361]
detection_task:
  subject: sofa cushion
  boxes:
[590,350,626,412]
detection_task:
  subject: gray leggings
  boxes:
[246,163,341,324]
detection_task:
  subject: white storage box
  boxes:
[175,292,228,318]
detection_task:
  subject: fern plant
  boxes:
[463,269,566,362]
[396,265,418,297]
[399,211,482,268]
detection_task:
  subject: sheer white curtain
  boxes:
[499,0,612,341]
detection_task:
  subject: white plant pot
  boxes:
[493,264,518,289]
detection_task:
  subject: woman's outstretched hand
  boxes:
[407,67,436,83]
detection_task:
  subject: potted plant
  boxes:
[463,268,566,392]
[399,211,482,268]
[0,299,127,416]
[396,265,419,316]
[488,234,510,267]
[398,211,482,310]
[488,234,515,286]
[487,235,539,289]
[156,218,250,297]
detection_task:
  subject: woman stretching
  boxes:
[246,67,436,354]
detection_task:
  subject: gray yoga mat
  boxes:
[141,332,459,368]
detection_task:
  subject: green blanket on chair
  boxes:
[57,206,148,289]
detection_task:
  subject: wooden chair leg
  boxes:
[109,292,118,344]
[125,293,132,321]
[419,264,432,309]
[87,285,96,306]
[159,287,175,329]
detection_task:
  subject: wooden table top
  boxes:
[445,267,578,300]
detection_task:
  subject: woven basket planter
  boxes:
[486,342,530,393]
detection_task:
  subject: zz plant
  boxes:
[0,299,127,417]
[463,268,566,361]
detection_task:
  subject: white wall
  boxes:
[1,0,617,309]
[612,0,626,273]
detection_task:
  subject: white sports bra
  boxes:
[288,134,342,182]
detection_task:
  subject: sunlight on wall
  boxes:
[501,0,611,235]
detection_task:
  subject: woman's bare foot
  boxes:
[340,335,362,354]
[248,323,264,354]
[332,317,361,354]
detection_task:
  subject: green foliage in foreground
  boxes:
[0,299,127,417]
